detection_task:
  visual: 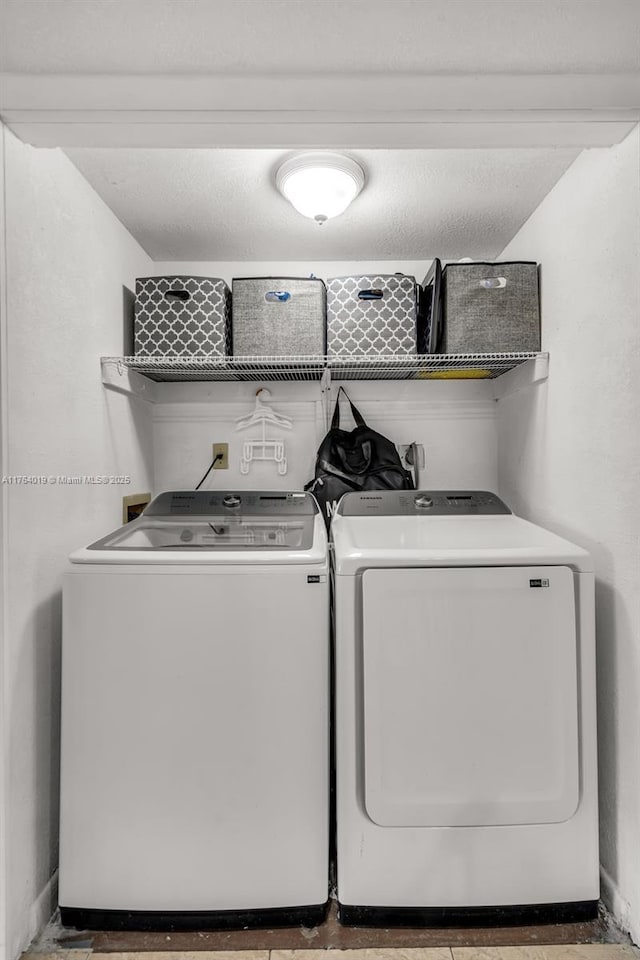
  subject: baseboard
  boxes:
[26,870,58,950]
[600,864,639,947]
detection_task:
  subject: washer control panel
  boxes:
[337,490,511,517]
[145,490,316,517]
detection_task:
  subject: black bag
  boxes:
[305,387,414,527]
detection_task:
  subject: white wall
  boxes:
[0,119,10,960]
[0,125,154,960]
[497,126,640,944]
[151,380,498,495]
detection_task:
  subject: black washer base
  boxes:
[60,902,328,932]
[337,900,599,928]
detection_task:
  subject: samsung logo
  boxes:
[529,578,550,588]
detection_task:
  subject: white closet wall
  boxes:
[0,126,155,960]
[497,125,640,943]
[151,379,498,494]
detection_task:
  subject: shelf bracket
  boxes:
[320,364,332,430]
[491,353,549,401]
[101,357,158,403]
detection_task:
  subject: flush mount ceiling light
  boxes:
[275,153,365,224]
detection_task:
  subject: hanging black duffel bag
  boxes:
[306,387,414,527]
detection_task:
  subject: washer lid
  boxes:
[332,513,593,573]
[71,491,327,563]
[87,515,314,551]
[89,489,316,550]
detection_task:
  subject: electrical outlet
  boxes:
[399,443,426,469]
[122,492,151,523]
[212,443,229,469]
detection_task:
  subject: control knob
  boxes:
[414,494,433,509]
[223,495,241,508]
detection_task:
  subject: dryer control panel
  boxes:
[337,490,511,516]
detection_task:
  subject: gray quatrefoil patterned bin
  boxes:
[134,276,231,357]
[326,274,419,358]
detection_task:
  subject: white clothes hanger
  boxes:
[236,389,291,475]
[235,388,293,431]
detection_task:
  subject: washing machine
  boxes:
[59,490,329,930]
[332,489,598,926]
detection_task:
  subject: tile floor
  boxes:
[32,901,631,953]
[22,947,640,960]
[25,903,639,960]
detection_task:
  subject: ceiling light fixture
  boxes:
[275,152,365,225]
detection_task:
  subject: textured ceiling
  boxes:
[17,0,619,261]
[64,147,580,261]
[2,0,639,75]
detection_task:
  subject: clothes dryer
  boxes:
[60,490,329,930]
[332,490,598,926]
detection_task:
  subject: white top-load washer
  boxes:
[60,490,329,931]
[332,490,598,927]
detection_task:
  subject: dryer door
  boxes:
[362,565,579,827]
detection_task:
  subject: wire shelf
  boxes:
[328,353,539,381]
[103,353,543,383]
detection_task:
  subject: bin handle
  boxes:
[265,290,291,303]
[358,288,384,300]
[164,289,191,302]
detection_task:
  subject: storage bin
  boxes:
[440,261,540,353]
[326,274,419,357]
[134,276,231,357]
[232,277,326,357]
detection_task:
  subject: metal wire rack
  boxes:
[103,353,543,383]
[328,353,539,381]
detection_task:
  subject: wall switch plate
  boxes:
[399,443,426,468]
[212,443,229,469]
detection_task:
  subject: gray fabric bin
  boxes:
[326,274,419,357]
[232,277,326,357]
[442,262,540,352]
[134,276,231,357]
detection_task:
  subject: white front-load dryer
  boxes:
[332,490,598,926]
[60,490,329,930]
